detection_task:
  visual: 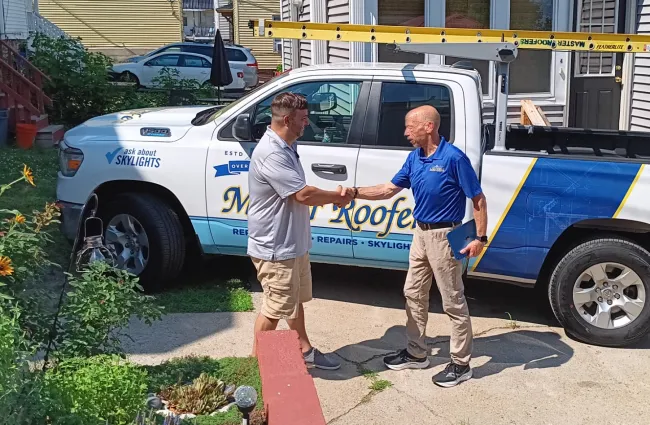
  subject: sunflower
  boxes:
[0,256,14,276]
[22,164,35,187]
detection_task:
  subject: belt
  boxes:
[416,221,461,230]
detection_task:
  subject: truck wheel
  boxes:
[548,237,650,347]
[100,193,185,292]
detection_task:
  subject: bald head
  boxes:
[403,105,441,149]
[405,105,441,130]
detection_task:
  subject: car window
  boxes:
[201,58,211,68]
[251,81,363,144]
[181,55,204,68]
[376,82,453,148]
[145,54,181,67]
[226,48,248,62]
[183,45,213,57]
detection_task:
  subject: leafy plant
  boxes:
[53,261,163,360]
[162,373,233,415]
[44,354,149,425]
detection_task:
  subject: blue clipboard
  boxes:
[446,219,477,261]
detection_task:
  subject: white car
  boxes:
[111,51,246,92]
[57,63,650,348]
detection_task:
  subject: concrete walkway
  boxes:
[123,262,650,425]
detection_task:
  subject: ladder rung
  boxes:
[252,21,650,54]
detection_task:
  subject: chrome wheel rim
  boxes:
[105,214,150,275]
[573,262,646,330]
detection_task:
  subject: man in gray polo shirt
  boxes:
[248,92,353,370]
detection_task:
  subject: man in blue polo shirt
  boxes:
[350,105,488,387]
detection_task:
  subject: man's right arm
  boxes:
[293,185,351,206]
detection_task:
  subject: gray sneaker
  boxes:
[303,347,341,370]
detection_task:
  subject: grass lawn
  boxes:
[143,355,264,425]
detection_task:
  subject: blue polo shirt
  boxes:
[391,137,483,224]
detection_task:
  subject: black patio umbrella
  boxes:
[210,29,233,100]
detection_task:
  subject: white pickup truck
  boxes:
[56,62,650,347]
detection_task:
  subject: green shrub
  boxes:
[53,261,163,360]
[45,355,148,425]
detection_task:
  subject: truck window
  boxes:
[376,82,453,148]
[250,80,363,144]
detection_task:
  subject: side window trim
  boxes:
[362,79,456,150]
[216,77,372,143]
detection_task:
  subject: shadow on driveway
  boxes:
[311,325,575,382]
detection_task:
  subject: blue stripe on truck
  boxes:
[473,157,643,280]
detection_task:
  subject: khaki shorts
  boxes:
[251,253,313,320]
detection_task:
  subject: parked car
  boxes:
[56,62,650,348]
[122,42,259,87]
[110,52,246,93]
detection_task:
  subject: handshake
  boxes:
[334,185,358,208]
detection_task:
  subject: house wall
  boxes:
[234,0,281,69]
[630,0,650,131]
[327,0,349,62]
[38,0,183,58]
[0,0,29,40]
[216,0,232,42]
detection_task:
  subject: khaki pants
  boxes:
[404,226,473,365]
[251,253,313,320]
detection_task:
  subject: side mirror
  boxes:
[233,114,252,141]
[309,92,337,112]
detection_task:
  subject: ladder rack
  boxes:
[249,20,649,150]
[250,20,650,53]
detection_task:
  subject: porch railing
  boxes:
[185,26,216,38]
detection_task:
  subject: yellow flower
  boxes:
[0,256,14,276]
[22,164,35,187]
[13,214,25,224]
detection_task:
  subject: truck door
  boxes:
[352,78,469,268]
[205,76,371,261]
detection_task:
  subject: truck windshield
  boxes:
[191,71,292,126]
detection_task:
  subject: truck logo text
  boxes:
[106,148,161,168]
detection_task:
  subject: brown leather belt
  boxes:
[417,221,461,230]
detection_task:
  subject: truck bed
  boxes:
[483,124,650,160]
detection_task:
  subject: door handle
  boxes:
[312,163,347,174]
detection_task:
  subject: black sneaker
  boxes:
[432,361,473,387]
[383,349,430,371]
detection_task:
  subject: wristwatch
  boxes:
[476,235,488,243]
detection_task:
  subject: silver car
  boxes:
[123,42,259,88]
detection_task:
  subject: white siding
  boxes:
[281,0,292,70]
[0,0,29,40]
[299,0,311,67]
[631,0,650,131]
[217,0,231,42]
[326,0,349,63]
[483,104,565,126]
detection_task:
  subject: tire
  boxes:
[548,236,650,347]
[120,72,140,86]
[100,193,185,292]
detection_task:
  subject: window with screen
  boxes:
[376,82,453,148]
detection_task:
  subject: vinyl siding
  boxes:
[234,0,281,70]
[630,0,650,131]
[482,104,565,126]
[0,0,29,40]
[326,0,349,63]
[216,0,231,42]
[38,0,182,49]
[281,0,292,70]
[298,0,311,67]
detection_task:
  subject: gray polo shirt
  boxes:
[247,127,312,261]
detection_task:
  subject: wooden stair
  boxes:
[0,40,64,147]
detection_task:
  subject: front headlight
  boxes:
[58,140,84,177]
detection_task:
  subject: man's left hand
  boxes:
[460,240,485,258]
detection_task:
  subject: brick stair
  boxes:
[0,40,64,146]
